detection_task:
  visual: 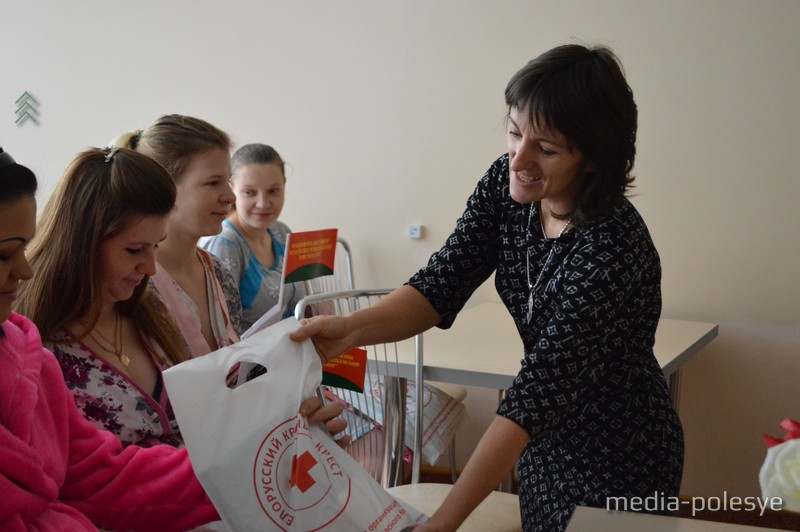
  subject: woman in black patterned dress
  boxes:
[292,44,683,531]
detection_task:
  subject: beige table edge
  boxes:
[388,483,522,532]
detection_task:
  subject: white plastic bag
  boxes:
[163,318,425,531]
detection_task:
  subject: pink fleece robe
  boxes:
[0,312,219,531]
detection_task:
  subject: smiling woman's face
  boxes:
[506,106,593,213]
[170,148,236,240]
[231,163,286,232]
[0,196,35,323]
[97,215,167,307]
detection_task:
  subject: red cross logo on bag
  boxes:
[254,416,352,530]
[290,451,318,493]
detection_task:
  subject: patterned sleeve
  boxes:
[406,156,508,328]
[209,254,245,337]
[200,230,248,286]
[497,208,662,437]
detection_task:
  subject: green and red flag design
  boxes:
[322,347,367,392]
[283,228,339,283]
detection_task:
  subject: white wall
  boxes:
[2,0,799,498]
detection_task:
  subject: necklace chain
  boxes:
[525,205,571,323]
[84,311,131,367]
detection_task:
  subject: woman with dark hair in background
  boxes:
[201,143,305,331]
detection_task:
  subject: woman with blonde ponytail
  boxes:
[112,114,244,353]
[110,128,145,151]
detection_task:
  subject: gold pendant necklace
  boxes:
[87,311,131,367]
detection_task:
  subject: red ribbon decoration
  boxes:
[763,418,800,448]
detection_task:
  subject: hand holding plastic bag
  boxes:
[164,317,425,531]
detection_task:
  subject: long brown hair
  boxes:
[15,147,189,366]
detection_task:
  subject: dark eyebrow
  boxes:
[536,136,567,149]
[508,115,567,149]
[125,238,165,247]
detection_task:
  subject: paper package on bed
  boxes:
[163,318,425,531]
[329,375,467,465]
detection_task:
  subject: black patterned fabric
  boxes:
[407,154,683,531]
